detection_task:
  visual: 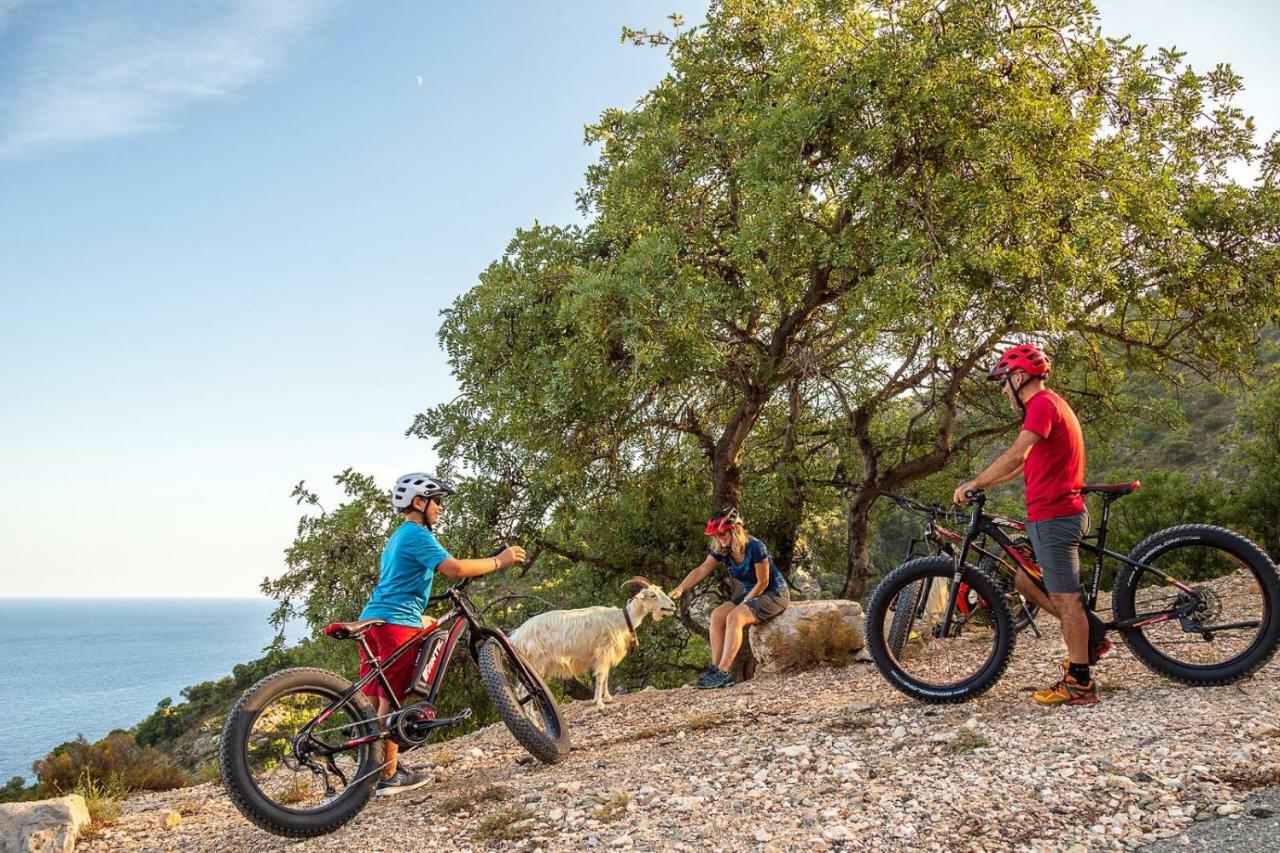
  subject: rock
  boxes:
[1216,802,1244,816]
[822,824,855,841]
[610,835,633,848]
[0,795,90,852]
[779,744,813,759]
[755,828,773,842]
[749,600,866,674]
[670,796,701,812]
[160,809,182,830]
[467,748,484,759]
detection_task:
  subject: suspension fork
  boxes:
[940,495,985,636]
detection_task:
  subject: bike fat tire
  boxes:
[1114,524,1280,685]
[886,578,926,657]
[867,556,1016,704]
[477,639,569,764]
[219,667,382,838]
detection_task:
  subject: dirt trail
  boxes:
[83,625,1280,851]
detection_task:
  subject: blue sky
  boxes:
[1,0,1277,597]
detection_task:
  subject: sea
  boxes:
[0,598,304,784]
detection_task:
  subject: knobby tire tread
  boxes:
[477,640,568,765]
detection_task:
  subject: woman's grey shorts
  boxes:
[1027,510,1089,594]
[731,583,790,623]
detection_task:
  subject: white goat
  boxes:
[509,576,676,709]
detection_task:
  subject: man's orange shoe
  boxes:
[1033,674,1099,706]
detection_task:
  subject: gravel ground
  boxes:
[1140,787,1280,852]
[82,619,1280,852]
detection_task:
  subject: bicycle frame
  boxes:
[939,492,1202,636]
[295,579,531,761]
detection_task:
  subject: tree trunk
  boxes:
[772,381,805,579]
[841,495,874,601]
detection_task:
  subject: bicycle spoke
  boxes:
[883,570,1000,690]
[245,689,375,812]
[1128,545,1266,668]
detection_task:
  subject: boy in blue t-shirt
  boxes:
[361,473,525,795]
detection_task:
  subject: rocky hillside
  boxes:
[84,623,1280,852]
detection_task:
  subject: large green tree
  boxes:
[419,0,1279,607]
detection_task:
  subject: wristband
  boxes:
[492,556,500,571]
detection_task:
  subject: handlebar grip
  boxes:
[486,546,506,559]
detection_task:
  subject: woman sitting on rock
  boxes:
[671,507,790,689]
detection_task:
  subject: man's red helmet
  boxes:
[987,344,1051,382]
[705,507,740,536]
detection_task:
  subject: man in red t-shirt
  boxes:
[954,344,1107,706]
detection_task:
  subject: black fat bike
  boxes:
[219,574,568,837]
[866,483,1280,703]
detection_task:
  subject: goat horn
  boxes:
[621,576,652,590]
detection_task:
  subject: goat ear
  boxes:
[621,576,652,590]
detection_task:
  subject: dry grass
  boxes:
[274,778,311,805]
[430,748,460,768]
[192,760,222,785]
[766,611,863,672]
[626,712,729,742]
[75,773,122,841]
[433,783,511,814]
[948,729,990,754]
[473,804,536,842]
[593,793,630,822]
[828,712,874,732]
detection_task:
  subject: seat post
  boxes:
[1095,495,1114,552]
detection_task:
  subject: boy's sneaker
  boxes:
[697,668,733,690]
[376,767,429,796]
[1033,674,1099,706]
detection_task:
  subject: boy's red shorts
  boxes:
[358,623,424,704]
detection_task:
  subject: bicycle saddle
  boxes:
[323,618,386,640]
[1081,481,1141,497]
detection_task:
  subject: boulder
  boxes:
[0,795,90,853]
[749,599,867,674]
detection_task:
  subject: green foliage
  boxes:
[34,731,187,796]
[134,637,349,755]
[0,776,39,803]
[1231,375,1280,557]
[410,0,1280,610]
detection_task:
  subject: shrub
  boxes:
[35,731,188,796]
[0,776,38,803]
[766,610,862,672]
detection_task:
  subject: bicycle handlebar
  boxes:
[882,492,966,523]
[427,546,513,603]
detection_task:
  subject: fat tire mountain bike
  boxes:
[219,572,568,838]
[867,484,1280,704]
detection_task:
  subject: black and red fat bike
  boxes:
[866,484,1280,704]
[219,572,568,838]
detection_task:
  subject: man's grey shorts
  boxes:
[1027,510,1090,594]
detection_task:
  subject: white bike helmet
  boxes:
[392,472,455,510]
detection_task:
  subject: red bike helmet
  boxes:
[705,507,741,536]
[987,344,1051,382]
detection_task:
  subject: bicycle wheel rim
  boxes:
[1125,540,1272,671]
[242,687,376,815]
[877,566,1005,695]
